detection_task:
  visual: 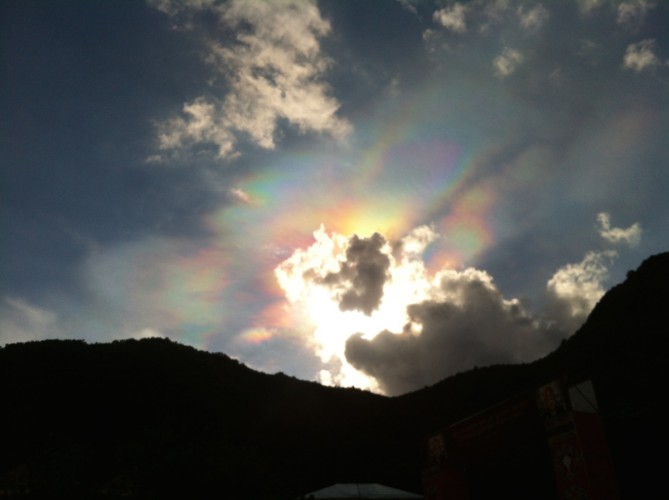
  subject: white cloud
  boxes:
[617,0,655,30]
[152,0,351,160]
[493,47,524,78]
[596,212,642,246]
[546,250,617,320]
[157,98,237,159]
[517,4,550,32]
[433,3,469,33]
[229,188,253,205]
[623,39,661,72]
[275,225,569,394]
[275,226,445,389]
[400,225,438,258]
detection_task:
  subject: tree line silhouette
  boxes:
[1,252,667,498]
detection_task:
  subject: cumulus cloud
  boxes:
[276,225,580,395]
[151,0,351,160]
[493,47,524,77]
[617,0,655,31]
[623,39,661,72]
[544,212,640,330]
[433,3,469,33]
[398,224,438,258]
[276,226,445,389]
[346,240,626,395]
[320,233,391,316]
[276,209,643,395]
[545,250,617,326]
[517,4,550,32]
[345,268,553,395]
[596,212,642,246]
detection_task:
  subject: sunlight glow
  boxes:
[275,225,442,391]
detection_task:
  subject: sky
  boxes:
[2,0,668,395]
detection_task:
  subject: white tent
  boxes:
[300,483,422,499]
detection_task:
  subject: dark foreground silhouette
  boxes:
[1,252,668,499]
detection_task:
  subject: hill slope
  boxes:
[1,252,668,498]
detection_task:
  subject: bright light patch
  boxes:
[275,225,445,390]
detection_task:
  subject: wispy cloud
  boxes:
[617,0,655,31]
[0,297,60,344]
[577,0,605,15]
[396,0,418,15]
[493,47,524,78]
[517,4,550,32]
[597,212,642,246]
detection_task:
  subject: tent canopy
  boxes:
[300,483,422,499]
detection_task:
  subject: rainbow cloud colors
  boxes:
[2,0,667,394]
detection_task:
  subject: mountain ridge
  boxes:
[1,251,668,498]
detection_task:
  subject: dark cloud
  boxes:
[320,233,390,315]
[345,270,559,395]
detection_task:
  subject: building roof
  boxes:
[301,483,422,499]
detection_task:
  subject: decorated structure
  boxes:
[422,379,619,499]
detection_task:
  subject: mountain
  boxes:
[1,252,668,499]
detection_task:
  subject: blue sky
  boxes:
[2,0,668,394]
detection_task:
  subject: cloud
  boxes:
[596,212,642,246]
[623,39,661,72]
[545,250,617,323]
[135,328,167,340]
[229,188,253,205]
[149,0,216,18]
[151,0,351,160]
[275,226,446,389]
[398,224,438,258]
[320,233,391,316]
[433,3,469,33]
[345,268,553,395]
[0,297,61,344]
[493,47,524,78]
[157,98,238,159]
[285,210,640,395]
[577,0,605,15]
[275,225,596,395]
[544,213,639,330]
[396,0,418,15]
[345,239,626,395]
[617,0,655,31]
[517,4,550,32]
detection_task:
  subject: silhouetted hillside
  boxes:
[1,252,667,499]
